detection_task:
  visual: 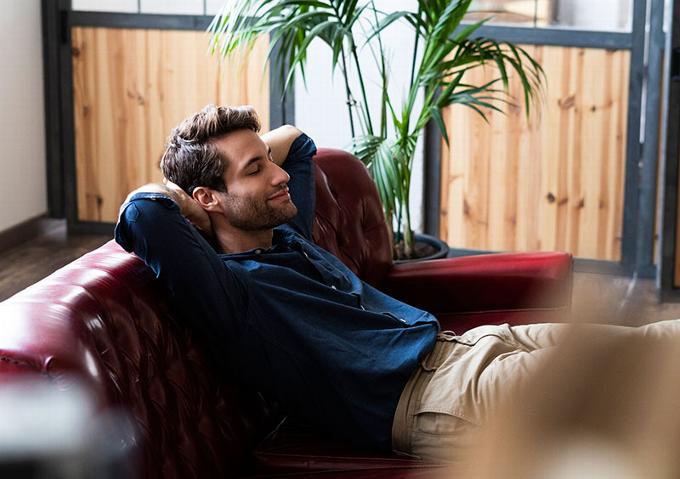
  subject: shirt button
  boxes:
[399,318,407,323]
[331,285,337,290]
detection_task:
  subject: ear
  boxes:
[192,186,222,213]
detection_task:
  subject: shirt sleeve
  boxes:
[282,133,317,240]
[114,192,246,367]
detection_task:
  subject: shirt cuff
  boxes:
[126,191,178,207]
[287,133,317,161]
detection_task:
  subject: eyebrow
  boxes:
[238,147,273,173]
[240,156,262,173]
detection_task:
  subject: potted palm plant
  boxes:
[209,0,543,260]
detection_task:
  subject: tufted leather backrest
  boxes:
[311,148,393,287]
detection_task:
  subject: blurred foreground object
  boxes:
[0,378,135,479]
[463,320,680,479]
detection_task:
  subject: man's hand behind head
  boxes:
[163,180,213,236]
[122,181,213,237]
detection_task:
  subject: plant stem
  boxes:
[329,0,357,137]
[403,160,413,258]
[409,5,421,90]
[339,47,356,137]
[351,42,374,135]
[369,2,388,137]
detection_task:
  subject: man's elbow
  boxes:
[279,124,303,140]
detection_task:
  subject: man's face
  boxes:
[210,129,297,231]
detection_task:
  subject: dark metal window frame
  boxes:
[659,0,680,301]
[424,0,661,277]
[44,5,293,235]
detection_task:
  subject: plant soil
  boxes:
[394,239,438,261]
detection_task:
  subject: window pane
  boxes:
[140,0,203,15]
[206,0,224,15]
[553,0,632,31]
[468,0,551,26]
[468,0,633,32]
[72,0,138,12]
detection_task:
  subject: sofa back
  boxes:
[0,148,392,477]
[312,148,392,287]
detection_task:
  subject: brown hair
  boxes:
[160,104,261,194]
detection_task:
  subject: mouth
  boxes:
[268,188,290,202]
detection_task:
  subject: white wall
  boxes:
[0,0,47,233]
[294,0,426,232]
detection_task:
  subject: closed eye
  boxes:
[247,165,261,176]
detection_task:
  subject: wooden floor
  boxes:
[0,221,109,301]
[1,226,680,324]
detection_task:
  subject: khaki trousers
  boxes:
[391,320,680,462]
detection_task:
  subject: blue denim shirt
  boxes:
[114,134,439,450]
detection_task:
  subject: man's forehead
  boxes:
[212,130,266,168]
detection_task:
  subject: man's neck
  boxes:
[213,225,274,254]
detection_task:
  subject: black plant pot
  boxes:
[394,233,449,264]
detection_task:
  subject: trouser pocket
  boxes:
[410,410,480,462]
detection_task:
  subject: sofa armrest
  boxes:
[383,252,573,315]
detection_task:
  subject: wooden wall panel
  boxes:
[72,27,270,222]
[440,46,629,261]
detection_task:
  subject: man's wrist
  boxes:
[261,125,304,166]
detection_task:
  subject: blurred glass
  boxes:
[71,0,139,13]
[0,379,137,479]
[468,0,633,32]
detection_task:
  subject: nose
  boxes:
[271,163,290,187]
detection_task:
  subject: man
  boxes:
[116,105,680,462]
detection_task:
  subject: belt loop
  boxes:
[420,336,452,371]
[438,330,456,341]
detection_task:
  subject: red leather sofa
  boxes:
[0,148,572,478]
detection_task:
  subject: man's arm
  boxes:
[115,187,246,368]
[261,125,303,166]
[122,182,211,233]
[261,126,317,240]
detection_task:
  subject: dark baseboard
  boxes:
[0,215,65,253]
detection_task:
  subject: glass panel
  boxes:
[140,0,203,15]
[553,0,632,31]
[206,0,224,15]
[468,0,633,32]
[72,0,138,12]
[468,0,551,26]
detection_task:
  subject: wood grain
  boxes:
[72,27,270,222]
[441,46,629,261]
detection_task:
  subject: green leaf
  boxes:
[452,17,488,42]
[430,107,449,145]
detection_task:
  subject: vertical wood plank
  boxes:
[440,46,629,261]
[72,27,270,223]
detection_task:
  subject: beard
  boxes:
[222,191,298,231]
